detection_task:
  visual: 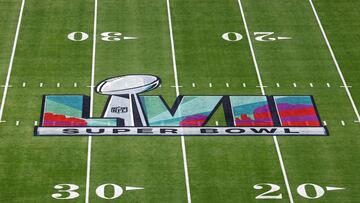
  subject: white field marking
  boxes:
[242,82,247,87]
[323,120,327,126]
[215,121,219,126]
[310,82,314,87]
[256,85,267,88]
[341,120,345,126]
[123,36,138,40]
[159,84,162,87]
[0,0,25,122]
[310,0,360,123]
[209,82,213,87]
[166,0,191,202]
[226,82,229,87]
[192,82,196,87]
[22,82,26,87]
[85,0,98,202]
[277,37,292,40]
[326,82,331,87]
[16,120,19,126]
[125,186,144,191]
[0,120,6,123]
[340,85,352,88]
[171,85,182,88]
[237,0,294,202]
[276,82,280,87]
[293,83,297,87]
[326,186,345,191]
[39,82,43,87]
[1,85,12,88]
[73,82,77,87]
[57,83,60,87]
[34,121,38,126]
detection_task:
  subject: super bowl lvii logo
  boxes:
[35,75,328,136]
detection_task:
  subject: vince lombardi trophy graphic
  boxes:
[96,75,160,126]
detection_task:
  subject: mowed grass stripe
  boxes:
[89,0,187,202]
[166,0,192,202]
[241,0,360,202]
[0,0,22,101]
[0,0,95,202]
[237,0,294,201]
[0,0,25,122]
[170,0,290,202]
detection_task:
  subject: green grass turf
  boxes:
[0,0,359,202]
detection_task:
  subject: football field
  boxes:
[0,0,360,202]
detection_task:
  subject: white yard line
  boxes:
[236,0,294,202]
[166,0,191,202]
[309,0,360,122]
[85,0,98,202]
[0,0,25,122]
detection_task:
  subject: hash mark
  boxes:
[340,85,352,88]
[326,83,331,87]
[323,120,327,126]
[22,82,26,87]
[293,83,297,87]
[192,83,196,87]
[34,121,38,126]
[39,83,43,87]
[226,83,229,87]
[209,83,213,88]
[310,83,314,87]
[16,121,19,126]
[341,120,345,126]
[73,82,77,87]
[276,82,280,87]
[57,83,60,88]
[215,121,219,126]
[243,83,246,87]
[256,85,267,88]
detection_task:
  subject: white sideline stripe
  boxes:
[237,0,294,202]
[166,0,191,202]
[0,0,25,122]
[309,0,360,122]
[85,0,98,202]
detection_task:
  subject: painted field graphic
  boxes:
[42,95,117,127]
[274,96,321,126]
[230,96,274,126]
